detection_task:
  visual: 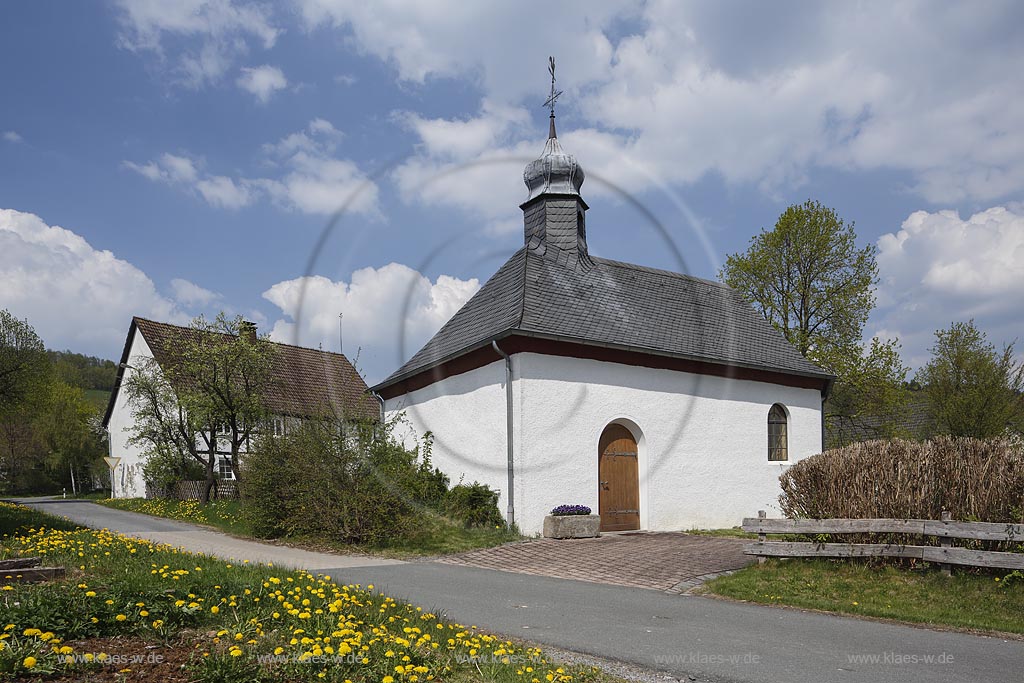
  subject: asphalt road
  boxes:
[17,499,1024,683]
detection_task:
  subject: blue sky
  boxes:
[2,1,1022,384]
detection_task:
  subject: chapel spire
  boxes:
[521,57,591,268]
[544,56,561,140]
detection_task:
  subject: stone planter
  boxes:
[543,514,601,539]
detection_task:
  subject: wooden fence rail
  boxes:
[741,510,1024,573]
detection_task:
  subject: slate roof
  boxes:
[103,317,378,427]
[826,396,936,448]
[373,247,833,390]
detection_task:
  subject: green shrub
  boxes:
[141,444,206,493]
[240,418,448,546]
[445,481,504,528]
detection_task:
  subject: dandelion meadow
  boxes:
[0,502,616,682]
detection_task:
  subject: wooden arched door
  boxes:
[598,424,640,532]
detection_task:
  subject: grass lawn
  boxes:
[97,498,523,558]
[0,503,79,537]
[98,498,251,536]
[705,558,1024,635]
[0,501,621,682]
[68,491,113,501]
[685,527,757,539]
[358,514,523,557]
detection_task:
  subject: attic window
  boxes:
[768,404,788,462]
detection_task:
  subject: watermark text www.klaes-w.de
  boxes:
[61,652,165,665]
[653,651,761,666]
[847,651,955,665]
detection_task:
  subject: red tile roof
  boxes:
[103,317,378,426]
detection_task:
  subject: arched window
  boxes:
[768,404,788,461]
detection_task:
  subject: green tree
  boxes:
[916,320,1024,438]
[123,355,219,501]
[38,381,106,494]
[0,309,51,415]
[0,405,47,494]
[167,314,277,485]
[721,200,907,443]
[823,338,910,447]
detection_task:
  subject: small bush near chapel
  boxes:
[240,418,504,545]
[444,482,504,528]
[241,418,445,544]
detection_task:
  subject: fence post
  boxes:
[757,510,767,565]
[940,510,952,577]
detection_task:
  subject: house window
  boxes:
[217,457,235,480]
[271,418,284,437]
[768,404,788,461]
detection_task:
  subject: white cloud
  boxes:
[123,153,199,184]
[170,278,221,307]
[257,119,377,216]
[399,100,529,159]
[392,102,535,226]
[391,101,669,231]
[3,131,22,143]
[124,120,376,215]
[159,153,198,182]
[873,206,1024,370]
[124,152,257,209]
[113,0,281,87]
[257,155,378,216]
[261,118,342,157]
[295,0,622,100]
[303,1,1024,205]
[236,64,288,102]
[0,208,187,356]
[195,175,253,209]
[262,263,479,383]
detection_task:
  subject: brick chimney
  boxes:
[239,320,257,343]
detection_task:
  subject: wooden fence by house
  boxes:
[742,510,1024,573]
[146,480,238,500]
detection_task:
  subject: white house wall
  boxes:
[386,359,518,517]
[106,326,154,498]
[386,352,823,535]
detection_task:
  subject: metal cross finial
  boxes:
[543,56,563,123]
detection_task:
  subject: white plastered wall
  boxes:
[105,326,153,498]
[386,359,518,518]
[385,352,823,535]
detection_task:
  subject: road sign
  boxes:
[103,456,121,499]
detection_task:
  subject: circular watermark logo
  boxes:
[290,150,746,521]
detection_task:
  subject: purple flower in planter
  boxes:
[550,504,592,516]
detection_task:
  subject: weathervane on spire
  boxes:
[542,56,562,138]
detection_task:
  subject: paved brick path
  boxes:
[438,532,753,593]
